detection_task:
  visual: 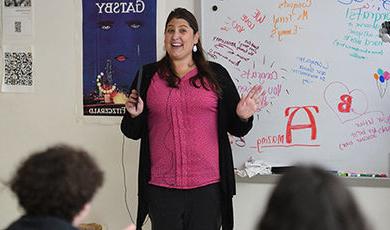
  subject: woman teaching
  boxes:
[121,8,261,230]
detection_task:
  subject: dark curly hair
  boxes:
[10,144,104,222]
[258,165,370,230]
[157,7,222,96]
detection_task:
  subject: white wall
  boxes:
[0,0,389,230]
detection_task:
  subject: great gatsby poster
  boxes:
[82,0,156,116]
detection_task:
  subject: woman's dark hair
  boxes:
[157,7,221,96]
[10,144,104,221]
[257,165,370,230]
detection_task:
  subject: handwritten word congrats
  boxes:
[345,8,390,29]
[333,6,386,60]
[278,0,312,13]
[96,0,145,14]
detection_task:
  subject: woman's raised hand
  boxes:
[236,85,263,120]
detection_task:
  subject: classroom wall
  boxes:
[0,0,389,230]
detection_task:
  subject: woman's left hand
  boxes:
[236,85,263,120]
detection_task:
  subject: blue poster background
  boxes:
[82,0,156,116]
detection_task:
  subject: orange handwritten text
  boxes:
[271,0,312,41]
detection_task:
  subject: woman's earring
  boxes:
[192,44,198,52]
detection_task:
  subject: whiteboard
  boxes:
[200,0,390,174]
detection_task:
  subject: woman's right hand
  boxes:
[125,89,144,118]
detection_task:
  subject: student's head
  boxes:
[10,144,104,224]
[257,165,369,230]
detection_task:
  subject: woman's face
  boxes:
[164,18,199,62]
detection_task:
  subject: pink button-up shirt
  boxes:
[147,68,220,189]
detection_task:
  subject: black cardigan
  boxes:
[121,61,253,230]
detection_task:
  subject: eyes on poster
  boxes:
[82,0,156,116]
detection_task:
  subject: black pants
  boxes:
[147,183,222,230]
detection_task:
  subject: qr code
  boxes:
[4,52,33,86]
[15,21,22,33]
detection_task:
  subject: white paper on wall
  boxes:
[2,0,33,40]
[1,45,34,93]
